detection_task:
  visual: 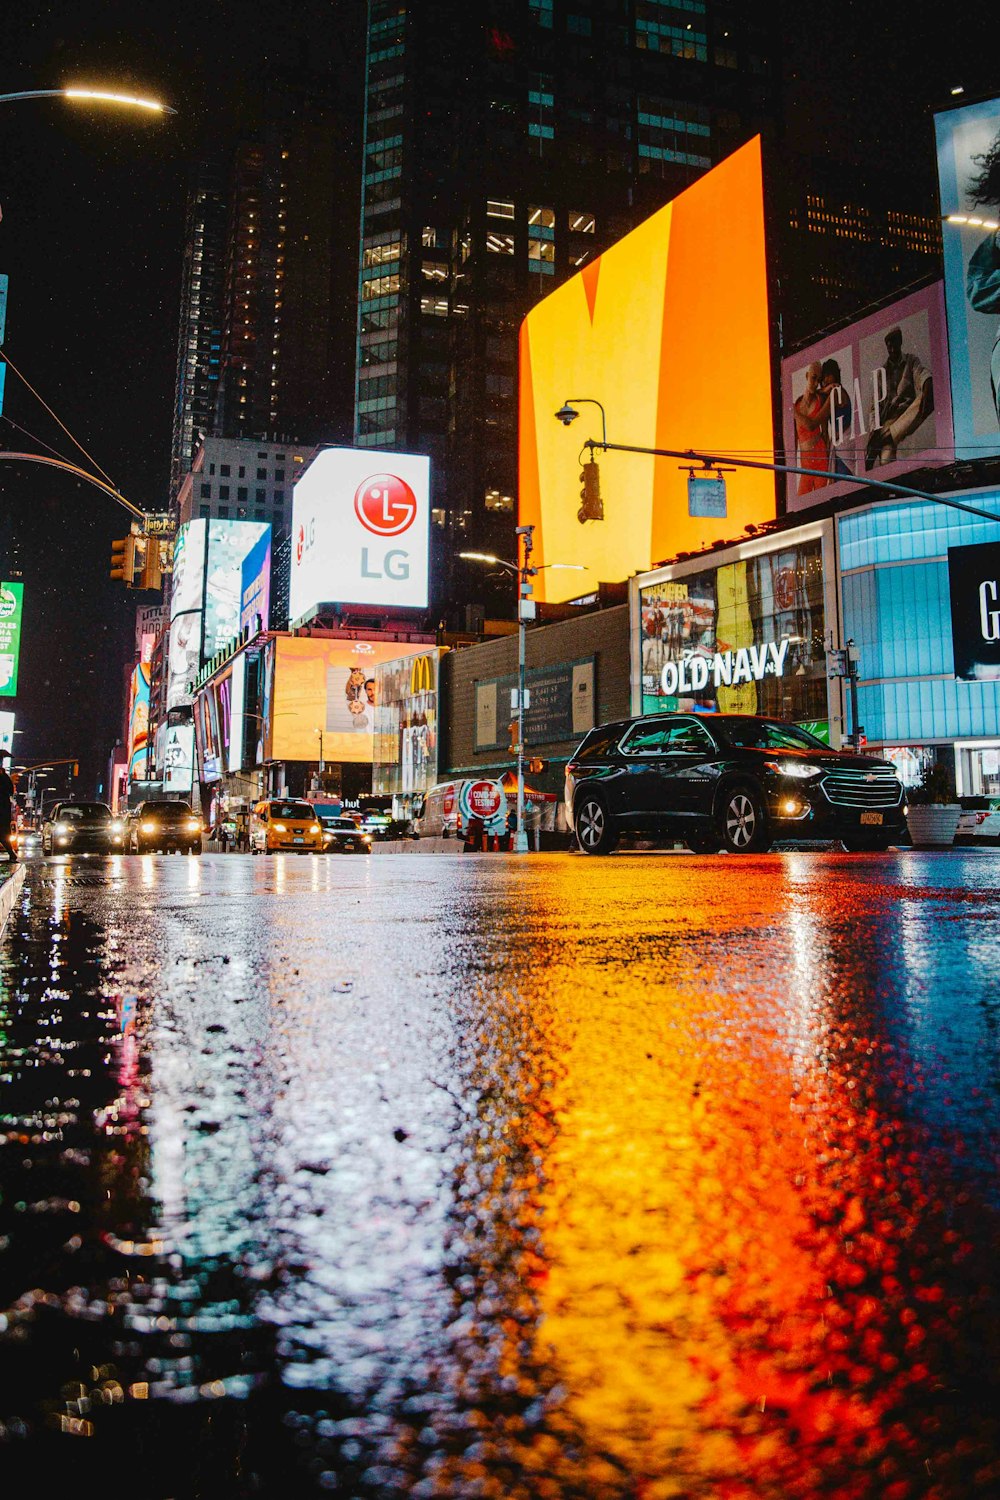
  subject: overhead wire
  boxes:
[0,342,118,490]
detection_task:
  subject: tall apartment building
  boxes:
[354,0,779,611]
[175,435,310,549]
[169,69,359,504]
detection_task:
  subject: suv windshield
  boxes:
[58,803,111,821]
[142,803,191,820]
[719,719,827,752]
[271,801,315,820]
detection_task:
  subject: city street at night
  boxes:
[2,849,999,1497]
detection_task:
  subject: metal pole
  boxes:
[846,640,862,752]
[514,527,532,854]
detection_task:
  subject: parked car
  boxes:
[314,809,373,854]
[41,801,125,855]
[128,801,203,854]
[565,713,906,855]
[249,799,324,854]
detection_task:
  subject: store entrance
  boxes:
[957,742,1000,798]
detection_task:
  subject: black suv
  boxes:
[566,714,906,854]
[128,801,203,854]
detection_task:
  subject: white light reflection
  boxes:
[141,853,155,888]
[780,852,831,1084]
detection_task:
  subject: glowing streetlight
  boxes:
[0,86,176,115]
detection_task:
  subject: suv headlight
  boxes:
[141,821,157,833]
[272,822,286,832]
[764,759,822,779]
[54,821,70,834]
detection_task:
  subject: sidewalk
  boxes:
[0,862,26,939]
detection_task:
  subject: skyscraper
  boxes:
[354,0,779,611]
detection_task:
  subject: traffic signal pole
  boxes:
[515,525,534,855]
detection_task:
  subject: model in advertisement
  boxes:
[792,362,832,494]
[966,128,1000,426]
[864,325,935,469]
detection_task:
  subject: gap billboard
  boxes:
[519,137,775,604]
[935,96,1000,459]
[781,283,953,513]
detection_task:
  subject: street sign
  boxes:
[688,474,727,518]
[458,778,505,825]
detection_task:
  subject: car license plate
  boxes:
[859,811,883,826]
[293,836,304,843]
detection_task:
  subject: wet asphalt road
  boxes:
[2,848,1000,1498]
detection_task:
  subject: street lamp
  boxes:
[0,86,176,114]
[460,539,587,852]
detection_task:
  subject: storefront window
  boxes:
[638,539,828,728]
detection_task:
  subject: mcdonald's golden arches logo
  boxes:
[410,654,435,694]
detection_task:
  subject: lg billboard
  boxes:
[289,447,431,621]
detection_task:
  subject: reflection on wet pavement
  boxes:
[1,851,999,1496]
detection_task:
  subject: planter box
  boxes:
[904,804,961,849]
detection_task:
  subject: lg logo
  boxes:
[295,518,315,566]
[981,579,1000,642]
[355,474,417,537]
[355,472,417,582]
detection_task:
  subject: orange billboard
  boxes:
[519,137,775,603]
[272,636,428,763]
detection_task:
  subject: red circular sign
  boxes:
[468,780,503,819]
[442,785,455,817]
[295,524,306,564]
[354,473,417,537]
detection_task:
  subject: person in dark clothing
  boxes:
[0,751,17,862]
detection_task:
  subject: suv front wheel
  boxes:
[575,792,618,855]
[719,785,770,854]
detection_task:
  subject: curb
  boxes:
[0,862,26,940]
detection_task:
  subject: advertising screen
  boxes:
[519,137,774,604]
[781,283,953,512]
[167,519,206,709]
[126,662,152,779]
[240,529,272,635]
[936,97,1000,460]
[372,650,440,797]
[271,636,429,763]
[948,540,1000,681]
[162,722,195,793]
[637,539,828,727]
[0,711,14,756]
[204,520,270,660]
[289,447,431,620]
[0,580,24,697]
[228,652,247,772]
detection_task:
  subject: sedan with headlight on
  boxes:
[41,801,126,855]
[127,801,203,854]
[315,810,373,855]
[566,714,906,854]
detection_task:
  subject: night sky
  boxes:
[0,1,987,792]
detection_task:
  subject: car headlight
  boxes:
[272,822,286,832]
[764,760,822,779]
[362,834,371,843]
[110,821,124,834]
[186,819,201,832]
[140,821,157,833]
[54,821,70,834]
[309,823,321,833]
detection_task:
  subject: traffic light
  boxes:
[138,538,163,591]
[110,535,138,584]
[527,758,549,775]
[578,460,603,523]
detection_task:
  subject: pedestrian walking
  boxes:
[0,751,17,863]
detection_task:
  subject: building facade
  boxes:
[355,0,780,610]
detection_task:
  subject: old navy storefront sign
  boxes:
[660,638,790,698]
[289,447,430,619]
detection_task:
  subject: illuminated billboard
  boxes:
[0,580,24,697]
[289,447,431,620]
[228,652,246,772]
[162,722,195,794]
[936,97,1000,459]
[0,711,14,756]
[126,661,152,779]
[781,283,953,513]
[240,529,272,635]
[519,137,774,604]
[167,519,206,709]
[204,520,270,660]
[372,650,440,797]
[271,636,429,763]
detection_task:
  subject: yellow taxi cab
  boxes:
[249,798,324,854]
